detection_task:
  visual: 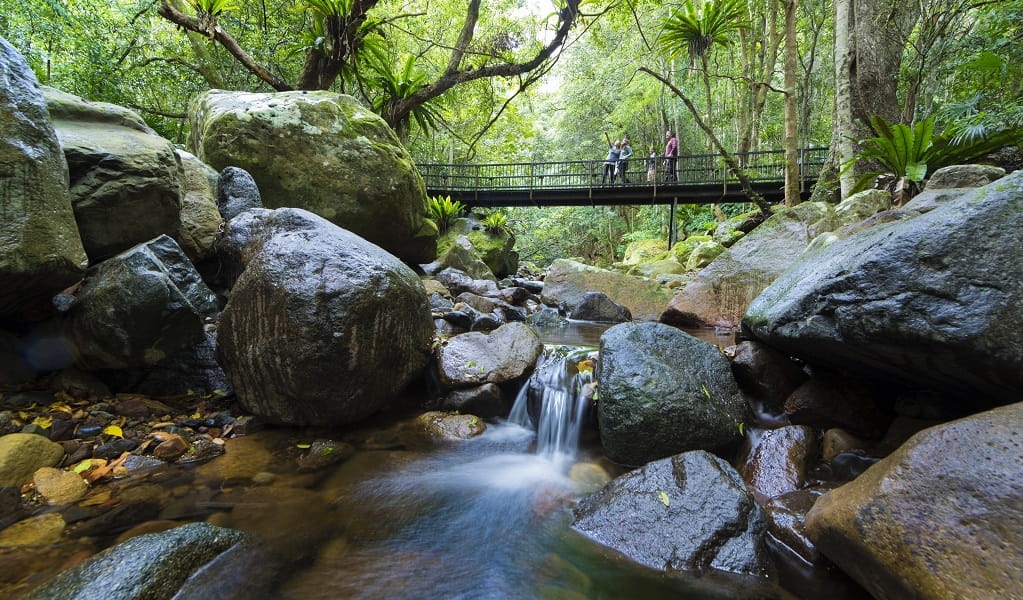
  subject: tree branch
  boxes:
[639,67,772,214]
[445,0,481,75]
[157,0,293,91]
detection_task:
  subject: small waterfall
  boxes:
[508,346,595,460]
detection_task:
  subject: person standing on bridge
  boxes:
[647,145,658,182]
[664,131,679,182]
[617,138,633,184]
[602,133,621,184]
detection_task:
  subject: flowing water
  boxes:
[269,342,799,599]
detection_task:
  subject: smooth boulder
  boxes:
[217,208,433,426]
[188,90,436,263]
[45,87,182,262]
[435,322,542,388]
[0,39,87,323]
[173,150,222,263]
[744,171,1023,403]
[542,259,672,321]
[596,322,750,466]
[572,450,769,576]
[806,402,1023,600]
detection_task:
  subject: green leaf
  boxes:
[658,490,670,507]
[73,459,93,473]
[738,422,745,436]
[701,384,711,399]
[296,443,312,449]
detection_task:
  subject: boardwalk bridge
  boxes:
[419,147,828,209]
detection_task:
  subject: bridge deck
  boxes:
[421,147,827,207]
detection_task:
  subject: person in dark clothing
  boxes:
[602,139,621,184]
[664,130,678,182]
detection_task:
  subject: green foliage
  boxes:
[185,0,242,17]
[482,211,509,233]
[295,0,353,18]
[845,114,1023,194]
[427,195,465,232]
[367,54,441,135]
[658,0,748,62]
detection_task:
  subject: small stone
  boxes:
[93,438,140,460]
[178,437,225,464]
[20,424,49,437]
[153,435,190,461]
[0,513,66,547]
[33,467,89,505]
[251,472,276,485]
[297,439,354,472]
[821,428,866,461]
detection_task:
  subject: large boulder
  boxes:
[26,522,246,600]
[924,164,1005,190]
[188,90,436,263]
[661,202,840,328]
[435,322,542,388]
[744,171,1023,403]
[596,322,750,466]
[621,238,667,265]
[215,166,262,222]
[806,402,1023,600]
[0,433,65,487]
[45,87,182,262]
[217,208,433,426]
[834,189,891,227]
[173,150,222,263]
[54,235,217,370]
[572,451,770,576]
[0,39,87,323]
[542,259,673,321]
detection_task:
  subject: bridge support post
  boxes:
[668,197,678,248]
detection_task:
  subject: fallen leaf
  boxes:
[296,443,311,449]
[31,416,53,429]
[658,490,670,507]
[72,459,93,474]
[48,402,73,414]
[102,425,124,438]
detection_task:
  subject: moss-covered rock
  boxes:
[685,241,726,270]
[174,150,222,263]
[542,259,674,321]
[188,90,435,263]
[667,235,711,264]
[834,189,891,227]
[622,239,668,265]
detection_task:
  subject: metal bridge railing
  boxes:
[419,147,829,193]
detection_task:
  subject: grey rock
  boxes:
[173,150,222,263]
[218,208,433,426]
[212,208,273,292]
[0,41,87,323]
[597,322,750,465]
[568,291,632,323]
[730,340,807,410]
[27,522,246,600]
[440,383,504,418]
[526,307,569,328]
[215,167,262,221]
[924,164,1005,190]
[572,451,769,576]
[101,331,230,398]
[745,171,1023,403]
[436,322,542,388]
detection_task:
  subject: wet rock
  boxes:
[70,501,163,538]
[738,425,817,503]
[924,164,1005,190]
[177,437,224,464]
[194,433,273,484]
[542,259,672,321]
[572,451,769,576]
[596,322,750,466]
[663,202,840,328]
[215,166,262,221]
[784,373,888,437]
[428,292,454,312]
[764,487,832,563]
[568,462,611,495]
[404,411,486,444]
[53,235,218,370]
[297,439,355,472]
[470,312,504,331]
[440,383,504,419]
[441,309,474,329]
[170,537,279,600]
[744,171,1023,404]
[455,292,498,314]
[0,513,65,548]
[101,331,231,398]
[834,189,891,227]
[436,322,542,388]
[821,428,867,462]
[568,291,632,323]
[211,207,273,292]
[0,40,87,323]
[729,341,807,410]
[435,267,499,296]
[173,150,222,263]
[33,467,88,505]
[827,452,879,482]
[0,433,65,487]
[218,208,433,426]
[807,402,1023,599]
[28,522,246,600]
[526,307,569,328]
[153,435,190,462]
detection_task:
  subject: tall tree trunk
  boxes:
[782,0,800,206]
[833,0,856,199]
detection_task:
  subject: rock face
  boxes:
[806,402,1023,600]
[218,208,433,426]
[188,90,436,263]
[174,150,222,263]
[57,235,217,370]
[596,322,750,466]
[572,451,769,576]
[541,259,673,321]
[26,522,246,600]
[661,202,840,328]
[744,171,1023,403]
[0,39,88,323]
[435,322,542,388]
[45,87,183,262]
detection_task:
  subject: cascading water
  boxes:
[508,345,596,461]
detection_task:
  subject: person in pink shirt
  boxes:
[664,131,678,182]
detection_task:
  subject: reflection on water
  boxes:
[533,320,735,348]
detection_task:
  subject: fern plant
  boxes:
[482,211,509,233]
[367,54,442,138]
[428,195,465,232]
[845,115,1023,202]
[185,0,241,35]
